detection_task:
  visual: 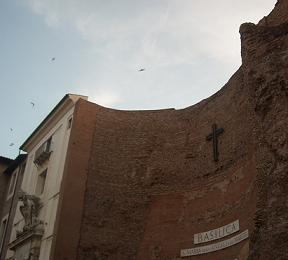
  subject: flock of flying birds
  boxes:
[8,56,146,149]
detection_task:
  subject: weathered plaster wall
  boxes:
[9,104,76,260]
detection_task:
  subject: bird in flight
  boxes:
[30,102,35,107]
[9,143,14,147]
[138,68,145,72]
[10,128,13,131]
[51,57,56,61]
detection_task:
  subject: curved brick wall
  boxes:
[51,1,288,259]
[73,67,255,259]
[74,62,258,260]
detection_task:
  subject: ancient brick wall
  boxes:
[51,1,288,259]
[240,0,288,258]
[258,0,288,27]
[74,66,258,260]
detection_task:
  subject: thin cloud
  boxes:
[24,0,275,67]
[89,90,122,107]
[22,0,276,110]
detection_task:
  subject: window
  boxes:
[46,136,52,152]
[67,117,73,129]
[7,170,17,199]
[0,216,8,250]
[13,240,31,260]
[35,169,47,196]
[34,136,53,166]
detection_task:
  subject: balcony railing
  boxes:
[33,137,53,166]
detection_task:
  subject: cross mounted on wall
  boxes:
[206,124,224,162]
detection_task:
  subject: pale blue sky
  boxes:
[1,0,276,159]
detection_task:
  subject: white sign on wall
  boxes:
[181,229,249,257]
[194,220,240,244]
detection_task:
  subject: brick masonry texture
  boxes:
[74,74,257,260]
[240,1,288,258]
[51,1,288,259]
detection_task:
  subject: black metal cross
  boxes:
[206,124,224,162]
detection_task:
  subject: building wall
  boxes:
[7,106,75,260]
[52,71,258,259]
[0,159,26,260]
[240,2,288,257]
[50,99,99,260]
[0,159,12,222]
[0,176,9,231]
[0,160,12,174]
[52,1,288,260]
[70,69,257,260]
[258,0,288,26]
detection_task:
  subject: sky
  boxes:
[0,0,276,159]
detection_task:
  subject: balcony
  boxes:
[33,137,53,166]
